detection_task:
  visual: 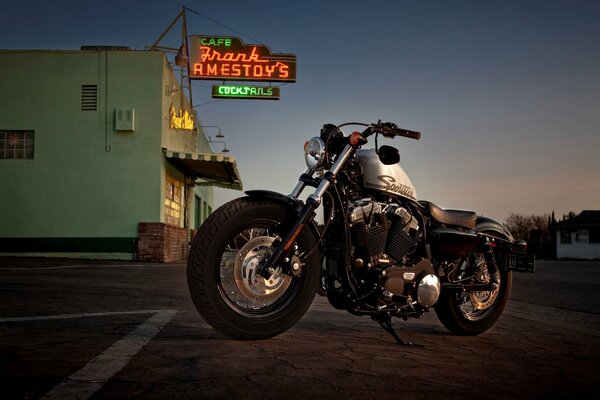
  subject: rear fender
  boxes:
[475,216,514,242]
[475,216,534,273]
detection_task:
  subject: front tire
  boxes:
[187,197,320,340]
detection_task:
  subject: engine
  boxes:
[348,198,419,266]
[348,198,440,309]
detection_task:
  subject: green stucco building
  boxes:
[0,48,242,261]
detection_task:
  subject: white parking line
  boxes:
[1,309,178,399]
[0,310,174,323]
[0,264,178,271]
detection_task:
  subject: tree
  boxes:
[504,213,549,241]
[504,213,554,258]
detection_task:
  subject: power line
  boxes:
[192,99,224,108]
[183,6,283,53]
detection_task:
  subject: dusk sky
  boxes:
[2,0,599,222]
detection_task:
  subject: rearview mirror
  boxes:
[378,145,400,165]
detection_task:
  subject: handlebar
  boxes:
[377,122,421,140]
[324,121,422,145]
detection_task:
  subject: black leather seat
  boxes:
[419,201,477,230]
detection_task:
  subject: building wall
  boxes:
[556,230,600,260]
[137,222,188,262]
[159,58,213,230]
[0,50,218,260]
[0,50,165,256]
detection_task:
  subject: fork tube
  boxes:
[289,168,313,198]
[308,144,353,205]
[259,144,355,278]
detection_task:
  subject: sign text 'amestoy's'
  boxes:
[188,36,296,82]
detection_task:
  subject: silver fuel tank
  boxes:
[355,148,417,201]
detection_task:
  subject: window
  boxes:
[590,228,600,244]
[575,229,589,243]
[194,195,201,229]
[0,130,34,159]
[165,173,182,226]
[203,201,209,223]
[560,230,571,244]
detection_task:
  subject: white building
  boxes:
[553,211,600,260]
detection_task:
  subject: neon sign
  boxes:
[170,106,194,131]
[212,85,280,100]
[189,36,296,82]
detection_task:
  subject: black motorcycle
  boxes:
[187,121,534,345]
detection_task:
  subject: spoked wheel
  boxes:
[187,197,320,340]
[435,248,512,335]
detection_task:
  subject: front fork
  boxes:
[258,144,355,279]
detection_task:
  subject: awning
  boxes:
[164,149,243,190]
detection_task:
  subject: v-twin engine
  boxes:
[348,198,419,266]
[348,198,440,310]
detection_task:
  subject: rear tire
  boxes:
[435,248,512,335]
[187,197,320,340]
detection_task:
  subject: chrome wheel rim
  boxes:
[217,226,300,317]
[457,253,501,321]
[233,236,291,302]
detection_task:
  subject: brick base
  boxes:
[137,222,189,262]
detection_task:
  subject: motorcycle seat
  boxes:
[419,201,477,230]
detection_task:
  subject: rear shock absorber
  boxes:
[484,240,499,288]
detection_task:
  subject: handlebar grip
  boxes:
[380,127,421,140]
[398,129,421,140]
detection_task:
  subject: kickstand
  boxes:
[373,315,424,347]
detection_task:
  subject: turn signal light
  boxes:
[349,131,365,145]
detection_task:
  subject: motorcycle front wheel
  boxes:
[435,245,512,336]
[187,197,320,340]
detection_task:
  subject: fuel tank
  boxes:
[355,148,417,201]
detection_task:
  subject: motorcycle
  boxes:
[187,121,535,345]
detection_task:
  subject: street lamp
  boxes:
[198,125,224,138]
[175,44,188,67]
[208,136,230,153]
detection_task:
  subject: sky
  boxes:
[1,0,599,222]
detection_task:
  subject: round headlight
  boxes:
[304,137,326,170]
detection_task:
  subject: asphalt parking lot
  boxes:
[1,258,599,400]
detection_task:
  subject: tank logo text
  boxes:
[372,175,416,200]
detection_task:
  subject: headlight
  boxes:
[304,137,326,170]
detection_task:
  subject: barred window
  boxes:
[575,229,589,243]
[0,130,34,159]
[560,230,571,244]
[165,173,182,226]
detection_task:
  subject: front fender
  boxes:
[244,190,322,250]
[245,190,301,209]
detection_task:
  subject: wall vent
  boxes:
[81,85,98,111]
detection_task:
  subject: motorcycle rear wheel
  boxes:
[435,247,512,336]
[187,197,320,340]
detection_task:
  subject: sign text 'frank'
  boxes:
[189,36,296,82]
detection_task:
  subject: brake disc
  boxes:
[468,254,500,310]
[233,236,291,302]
